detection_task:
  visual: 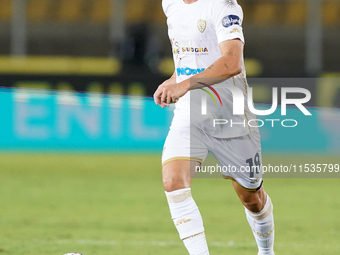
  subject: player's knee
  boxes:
[162,176,174,192]
[162,161,192,192]
[163,175,187,192]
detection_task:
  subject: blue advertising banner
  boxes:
[0,88,339,153]
[0,88,173,152]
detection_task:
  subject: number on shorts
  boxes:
[246,153,261,178]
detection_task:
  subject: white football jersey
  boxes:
[163,0,257,138]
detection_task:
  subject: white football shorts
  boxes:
[162,125,263,190]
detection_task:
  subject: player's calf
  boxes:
[232,181,275,255]
[165,188,209,255]
[163,160,209,255]
[245,194,275,255]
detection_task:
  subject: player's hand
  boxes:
[154,82,189,108]
[153,79,174,108]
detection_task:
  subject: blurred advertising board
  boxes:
[0,80,339,153]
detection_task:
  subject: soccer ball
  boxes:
[63,253,84,255]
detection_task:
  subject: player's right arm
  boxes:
[161,71,177,87]
[154,71,177,107]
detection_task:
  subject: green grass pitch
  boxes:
[0,154,339,255]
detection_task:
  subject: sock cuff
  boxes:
[246,195,273,220]
[165,188,192,204]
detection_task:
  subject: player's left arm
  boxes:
[154,39,244,105]
[190,38,244,85]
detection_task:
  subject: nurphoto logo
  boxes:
[199,82,312,128]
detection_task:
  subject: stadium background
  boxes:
[0,0,339,254]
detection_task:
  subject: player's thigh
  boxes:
[211,129,263,190]
[162,160,201,192]
[161,126,208,192]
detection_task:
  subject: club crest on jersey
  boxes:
[222,15,241,28]
[197,19,207,33]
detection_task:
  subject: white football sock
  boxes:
[245,195,275,255]
[165,188,209,255]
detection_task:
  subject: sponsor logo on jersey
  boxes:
[173,47,209,55]
[170,39,209,58]
[183,47,208,53]
[222,15,241,28]
[176,67,205,76]
[197,19,207,33]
